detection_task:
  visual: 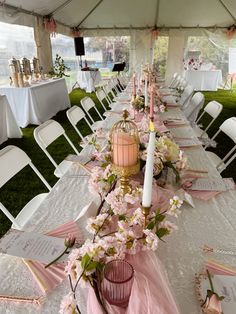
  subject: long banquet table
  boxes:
[0,93,236,314]
[0,95,22,145]
[0,78,70,128]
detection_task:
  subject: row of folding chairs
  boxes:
[0,73,130,230]
[162,72,236,175]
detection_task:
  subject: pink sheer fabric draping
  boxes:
[87,251,180,314]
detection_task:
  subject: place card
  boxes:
[175,138,202,147]
[176,188,195,207]
[187,178,231,191]
[0,229,66,265]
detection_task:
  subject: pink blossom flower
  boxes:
[86,213,108,234]
[143,229,159,251]
[160,220,178,234]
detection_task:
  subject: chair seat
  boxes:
[206,151,226,172]
[54,159,73,178]
[13,193,49,229]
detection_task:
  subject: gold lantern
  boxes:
[110,110,140,194]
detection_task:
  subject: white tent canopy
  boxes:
[2,0,236,29]
[1,0,236,80]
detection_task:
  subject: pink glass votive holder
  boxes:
[101,259,134,308]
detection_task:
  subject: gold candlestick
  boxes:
[141,204,152,227]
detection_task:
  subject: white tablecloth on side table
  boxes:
[0,78,70,128]
[0,95,22,145]
[184,70,223,91]
[77,70,101,93]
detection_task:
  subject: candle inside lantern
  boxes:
[142,122,156,207]
[133,73,136,97]
[113,132,138,167]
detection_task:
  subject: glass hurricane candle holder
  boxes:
[110,110,140,194]
[101,260,134,308]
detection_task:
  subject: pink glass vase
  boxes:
[101,260,134,308]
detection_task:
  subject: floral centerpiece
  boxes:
[183,58,202,71]
[60,165,183,313]
[131,95,145,113]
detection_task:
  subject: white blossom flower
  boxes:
[167,196,183,217]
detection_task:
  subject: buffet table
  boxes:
[0,78,70,128]
[184,70,223,91]
[0,95,22,145]
[77,70,101,93]
[0,88,236,313]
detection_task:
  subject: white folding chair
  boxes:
[205,117,236,173]
[179,84,194,108]
[183,92,205,123]
[34,120,80,178]
[0,145,51,230]
[96,89,109,112]
[80,96,104,124]
[103,84,114,104]
[66,106,95,145]
[193,101,223,138]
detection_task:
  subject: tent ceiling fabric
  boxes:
[3,0,236,29]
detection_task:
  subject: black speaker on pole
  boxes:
[74,37,85,56]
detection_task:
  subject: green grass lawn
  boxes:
[0,88,236,237]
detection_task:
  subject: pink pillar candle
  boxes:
[112,132,138,167]
[149,86,154,120]
[133,74,136,97]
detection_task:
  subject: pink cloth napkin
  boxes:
[87,251,180,314]
[187,190,220,201]
[206,260,236,276]
[24,221,83,293]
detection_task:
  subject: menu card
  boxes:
[0,229,66,264]
[188,178,234,192]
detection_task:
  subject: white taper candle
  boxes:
[142,127,156,207]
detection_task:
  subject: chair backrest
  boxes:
[0,145,51,228]
[184,92,205,123]
[169,72,178,87]
[66,106,94,142]
[80,96,104,122]
[196,101,223,136]
[103,85,113,104]
[206,117,236,172]
[179,84,194,108]
[96,89,108,111]
[34,120,79,169]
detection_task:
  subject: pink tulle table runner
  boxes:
[87,251,180,314]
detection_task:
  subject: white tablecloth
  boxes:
[0,95,22,145]
[0,105,236,313]
[0,79,70,128]
[77,70,101,93]
[184,70,223,91]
